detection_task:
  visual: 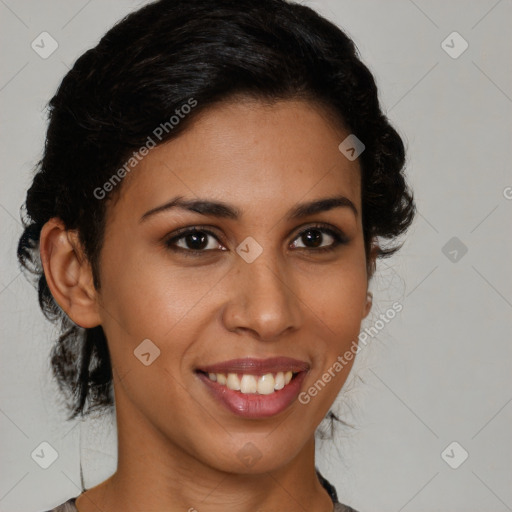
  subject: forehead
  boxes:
[107,98,361,224]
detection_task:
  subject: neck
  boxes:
[76,386,334,512]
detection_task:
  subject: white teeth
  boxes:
[274,371,285,390]
[240,374,258,393]
[206,371,296,394]
[226,373,241,391]
[257,373,275,395]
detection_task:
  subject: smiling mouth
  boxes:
[195,357,309,418]
[195,356,309,395]
[196,370,298,395]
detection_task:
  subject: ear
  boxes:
[363,243,379,318]
[39,218,102,328]
[367,242,379,281]
[362,291,373,319]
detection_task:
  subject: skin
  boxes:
[40,98,376,512]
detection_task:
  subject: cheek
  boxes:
[96,258,214,413]
[99,241,213,331]
[303,258,368,339]
[314,274,365,316]
[295,261,367,417]
[297,248,368,403]
[97,245,230,381]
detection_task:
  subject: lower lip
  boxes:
[197,371,307,419]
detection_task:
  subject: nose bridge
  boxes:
[222,242,301,340]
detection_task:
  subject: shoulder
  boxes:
[39,497,78,512]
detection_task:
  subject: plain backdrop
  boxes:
[1,1,511,511]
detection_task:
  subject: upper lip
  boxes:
[197,357,309,376]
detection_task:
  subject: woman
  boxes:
[18,0,415,510]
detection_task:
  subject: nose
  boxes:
[221,251,302,342]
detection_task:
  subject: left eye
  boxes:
[290,226,344,251]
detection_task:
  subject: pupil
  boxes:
[186,232,208,250]
[303,229,322,247]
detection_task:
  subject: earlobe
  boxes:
[39,218,101,328]
[362,243,378,318]
[367,242,379,280]
[363,291,373,318]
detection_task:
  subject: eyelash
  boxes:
[163,223,348,257]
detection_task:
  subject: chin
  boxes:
[198,432,309,475]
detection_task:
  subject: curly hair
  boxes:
[17,0,415,421]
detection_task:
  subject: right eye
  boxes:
[164,227,226,255]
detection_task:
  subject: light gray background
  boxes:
[1,1,511,511]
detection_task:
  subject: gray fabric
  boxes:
[334,502,359,512]
[42,499,78,512]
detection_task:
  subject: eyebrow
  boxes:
[140,194,358,223]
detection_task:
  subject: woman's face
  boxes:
[94,98,372,473]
